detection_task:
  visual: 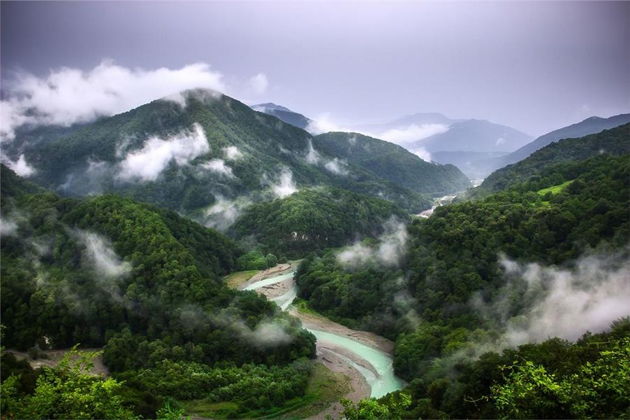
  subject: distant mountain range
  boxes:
[251,103,312,130]
[2,89,471,230]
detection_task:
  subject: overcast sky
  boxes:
[2,1,629,136]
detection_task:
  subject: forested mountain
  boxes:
[296,148,630,417]
[313,132,471,195]
[229,187,408,257]
[1,164,316,417]
[500,113,630,167]
[251,103,312,130]
[478,122,630,194]
[3,89,469,224]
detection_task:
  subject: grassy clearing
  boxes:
[292,298,321,316]
[180,362,351,419]
[224,270,260,288]
[537,180,573,196]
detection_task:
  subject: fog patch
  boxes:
[337,219,408,268]
[269,169,298,198]
[496,251,630,345]
[75,230,131,279]
[1,154,36,177]
[223,145,243,160]
[204,195,251,231]
[324,158,349,175]
[306,113,352,135]
[0,216,19,236]
[117,123,209,182]
[305,140,321,164]
[200,159,234,177]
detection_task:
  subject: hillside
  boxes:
[313,132,471,194]
[500,113,630,166]
[296,151,630,417]
[229,187,409,257]
[2,89,472,220]
[1,165,316,417]
[478,123,630,194]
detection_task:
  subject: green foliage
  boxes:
[341,392,411,420]
[116,358,312,413]
[314,132,470,195]
[479,122,630,194]
[231,187,409,258]
[493,336,630,419]
[0,349,136,419]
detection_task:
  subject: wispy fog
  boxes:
[117,123,209,182]
[337,219,408,268]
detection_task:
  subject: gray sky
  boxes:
[2,1,629,136]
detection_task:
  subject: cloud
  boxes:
[0,61,225,141]
[223,145,243,160]
[1,154,36,177]
[117,123,209,182]
[204,195,251,231]
[0,216,19,237]
[270,169,298,198]
[337,219,408,267]
[75,230,131,279]
[249,73,269,95]
[305,113,352,135]
[305,140,321,164]
[496,251,630,345]
[199,158,234,177]
[324,158,349,176]
[377,123,449,145]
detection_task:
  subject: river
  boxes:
[241,269,405,399]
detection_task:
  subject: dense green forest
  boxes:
[313,132,470,195]
[0,164,316,417]
[478,122,630,194]
[229,187,409,258]
[296,148,630,417]
[2,89,469,217]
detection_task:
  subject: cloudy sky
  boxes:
[2,1,629,136]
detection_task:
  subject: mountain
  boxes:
[313,132,471,194]
[352,114,532,179]
[3,89,472,225]
[478,123,630,193]
[251,102,312,130]
[500,113,630,167]
[415,119,531,155]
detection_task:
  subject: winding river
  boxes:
[241,269,405,399]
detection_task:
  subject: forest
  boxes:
[0,164,316,418]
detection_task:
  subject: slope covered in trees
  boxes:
[0,165,316,417]
[479,122,630,194]
[313,132,471,195]
[229,187,409,258]
[4,89,469,219]
[296,151,630,417]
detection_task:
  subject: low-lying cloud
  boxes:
[337,219,408,268]
[223,145,243,160]
[75,230,131,279]
[200,158,234,177]
[269,169,298,198]
[204,195,252,231]
[117,123,209,182]
[0,61,225,142]
[1,154,36,177]
[495,250,630,345]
